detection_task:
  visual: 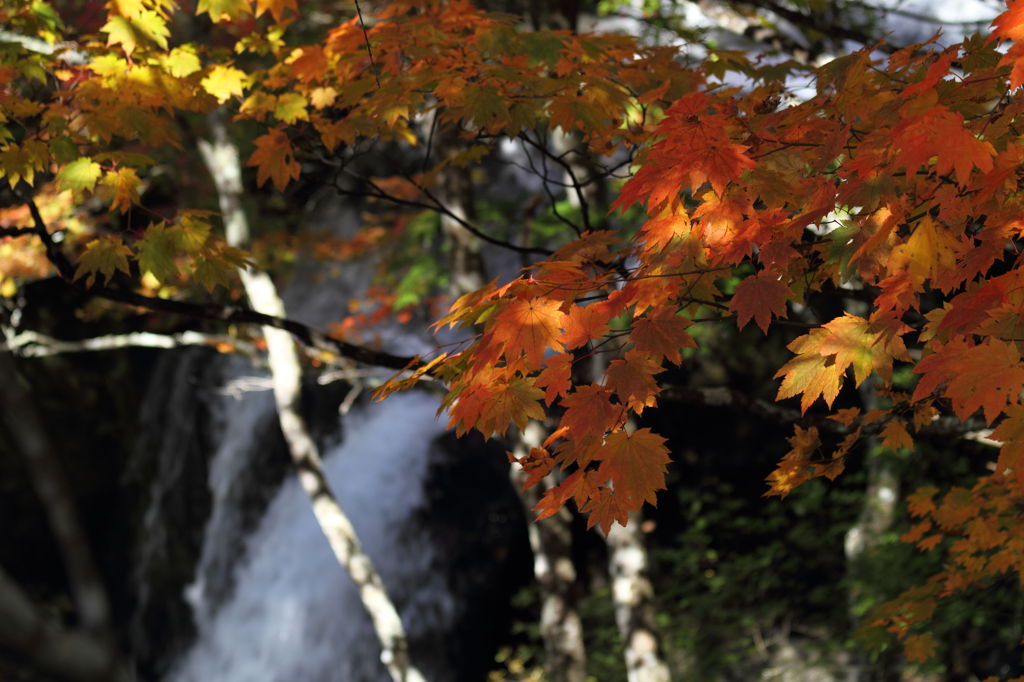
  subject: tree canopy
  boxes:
[4,0,1024,668]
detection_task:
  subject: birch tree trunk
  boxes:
[427,125,591,681]
[198,111,425,682]
[510,422,588,682]
[437,162,486,297]
[606,514,671,682]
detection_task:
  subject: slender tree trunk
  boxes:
[0,563,133,682]
[510,422,588,682]
[842,297,907,682]
[198,111,425,682]
[0,351,131,680]
[0,351,113,636]
[606,514,671,682]
[578,226,670,679]
[432,135,590,680]
[437,162,486,296]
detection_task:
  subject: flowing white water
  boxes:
[167,390,454,682]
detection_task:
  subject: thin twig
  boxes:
[354,0,382,88]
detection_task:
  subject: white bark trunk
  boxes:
[606,514,671,682]
[198,112,425,682]
[510,422,588,682]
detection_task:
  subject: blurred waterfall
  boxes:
[165,389,455,682]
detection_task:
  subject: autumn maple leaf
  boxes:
[630,307,695,364]
[558,384,621,444]
[247,128,301,190]
[912,338,1024,423]
[775,314,908,412]
[730,271,792,333]
[605,350,662,414]
[490,297,566,367]
[596,428,670,509]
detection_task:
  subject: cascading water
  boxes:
[166,389,455,682]
[132,195,529,682]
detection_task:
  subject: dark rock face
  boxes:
[2,329,533,682]
[419,430,533,682]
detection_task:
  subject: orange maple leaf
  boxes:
[490,296,566,367]
[562,302,612,350]
[535,352,573,404]
[912,338,1024,423]
[247,128,300,191]
[475,377,546,437]
[990,405,1024,490]
[605,350,662,414]
[630,307,695,365]
[765,426,820,497]
[558,384,621,443]
[596,428,670,508]
[580,487,630,534]
[880,419,914,452]
[991,1,1024,43]
[730,271,792,333]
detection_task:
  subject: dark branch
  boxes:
[22,196,422,372]
[740,0,899,54]
[0,226,35,238]
[336,171,553,255]
[353,0,381,88]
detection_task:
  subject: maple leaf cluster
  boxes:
[7,0,1024,658]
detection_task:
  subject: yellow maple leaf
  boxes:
[99,167,142,212]
[110,0,146,18]
[254,0,296,21]
[890,216,961,289]
[101,11,169,57]
[309,87,338,110]
[196,0,252,22]
[0,139,48,187]
[163,45,201,78]
[56,157,103,193]
[274,92,308,124]
[201,65,247,103]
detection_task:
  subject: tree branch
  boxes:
[739,0,899,54]
[199,110,426,682]
[21,195,422,372]
[2,328,259,360]
[0,226,35,238]
[335,172,553,255]
[0,563,131,682]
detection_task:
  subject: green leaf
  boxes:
[192,252,233,291]
[56,157,102,193]
[176,214,212,252]
[274,93,308,124]
[74,237,132,286]
[135,223,180,283]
